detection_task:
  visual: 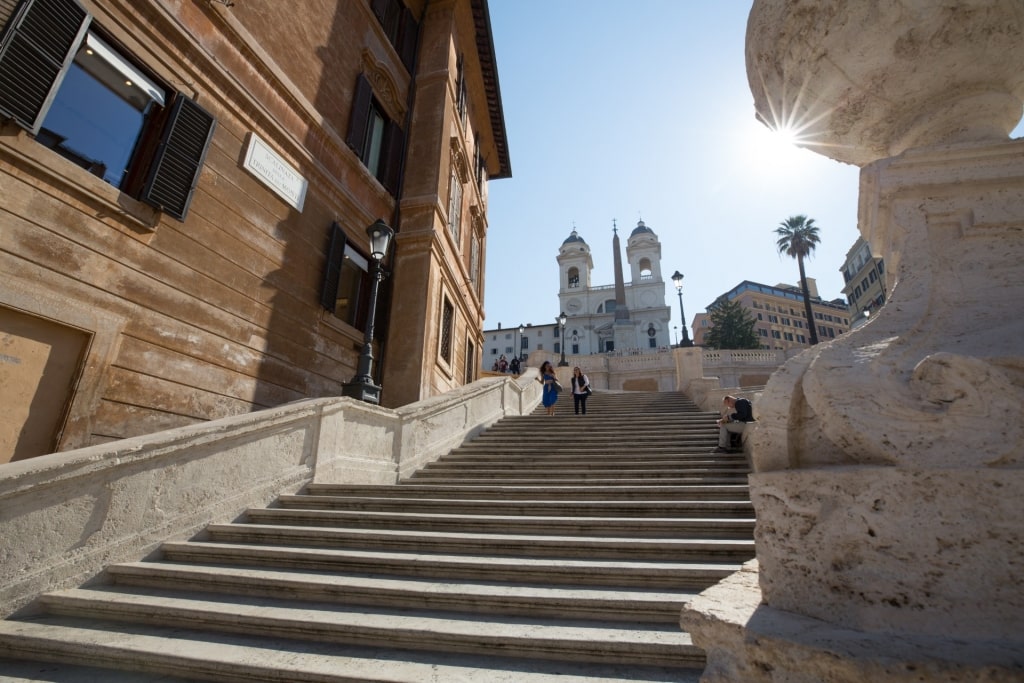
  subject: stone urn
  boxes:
[746,0,1024,166]
[739,0,1024,650]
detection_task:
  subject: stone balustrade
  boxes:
[0,373,542,619]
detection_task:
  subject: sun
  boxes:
[747,121,809,173]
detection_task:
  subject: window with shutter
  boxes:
[440,297,454,364]
[370,0,418,74]
[464,339,475,384]
[317,222,374,331]
[455,53,467,126]
[0,0,216,222]
[346,72,405,197]
[320,222,373,332]
[140,96,216,220]
[447,166,462,245]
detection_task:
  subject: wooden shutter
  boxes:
[381,119,404,196]
[0,0,22,29]
[320,222,347,312]
[140,95,216,221]
[0,0,89,133]
[397,6,418,73]
[346,73,372,155]
[369,0,388,25]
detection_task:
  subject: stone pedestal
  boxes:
[683,1,1024,680]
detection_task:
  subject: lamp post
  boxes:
[671,270,693,347]
[518,323,525,362]
[674,325,679,346]
[342,219,394,405]
[557,311,568,366]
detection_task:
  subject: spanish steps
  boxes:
[0,390,755,682]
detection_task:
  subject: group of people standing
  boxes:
[492,355,521,374]
[538,362,591,416]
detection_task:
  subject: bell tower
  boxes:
[625,219,671,349]
[557,228,592,314]
[625,219,663,284]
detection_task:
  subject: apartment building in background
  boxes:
[840,236,888,325]
[692,279,851,351]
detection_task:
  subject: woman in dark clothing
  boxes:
[570,366,591,415]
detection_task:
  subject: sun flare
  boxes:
[743,121,815,175]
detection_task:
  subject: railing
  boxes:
[703,349,787,366]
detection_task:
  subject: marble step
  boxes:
[201,523,756,562]
[418,457,745,469]
[274,494,755,517]
[408,467,747,480]
[106,562,698,622]
[159,541,742,589]
[396,475,749,486]
[304,482,752,500]
[452,444,721,454]
[243,508,756,539]
[32,588,704,668]
[0,620,702,683]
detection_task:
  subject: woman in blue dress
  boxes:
[538,360,559,416]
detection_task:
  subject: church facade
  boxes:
[557,220,673,354]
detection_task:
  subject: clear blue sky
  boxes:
[482,1,1022,339]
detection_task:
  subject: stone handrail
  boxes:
[0,372,542,618]
[702,349,787,366]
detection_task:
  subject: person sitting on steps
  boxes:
[714,395,754,453]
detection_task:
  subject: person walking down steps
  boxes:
[538,361,560,416]
[714,394,754,453]
[570,366,591,415]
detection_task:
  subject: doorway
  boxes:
[0,307,89,462]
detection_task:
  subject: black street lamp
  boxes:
[342,219,394,405]
[557,311,569,366]
[518,323,525,362]
[671,270,693,347]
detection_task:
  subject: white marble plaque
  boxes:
[243,133,308,211]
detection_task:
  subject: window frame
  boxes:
[439,295,454,366]
[320,222,374,333]
[0,0,216,221]
[464,337,475,384]
[447,164,462,245]
[346,72,404,195]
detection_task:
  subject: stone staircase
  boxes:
[0,390,754,682]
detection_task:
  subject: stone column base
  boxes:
[681,561,1023,682]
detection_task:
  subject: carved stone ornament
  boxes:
[449,136,470,183]
[361,48,406,122]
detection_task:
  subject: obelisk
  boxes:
[611,221,634,351]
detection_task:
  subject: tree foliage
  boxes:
[774,215,822,345]
[702,297,760,350]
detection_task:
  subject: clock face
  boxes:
[566,298,582,312]
[648,327,657,337]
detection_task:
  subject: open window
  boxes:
[638,257,653,280]
[567,267,580,288]
[0,0,216,221]
[320,222,373,331]
[346,73,404,196]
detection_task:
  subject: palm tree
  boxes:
[775,215,821,345]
